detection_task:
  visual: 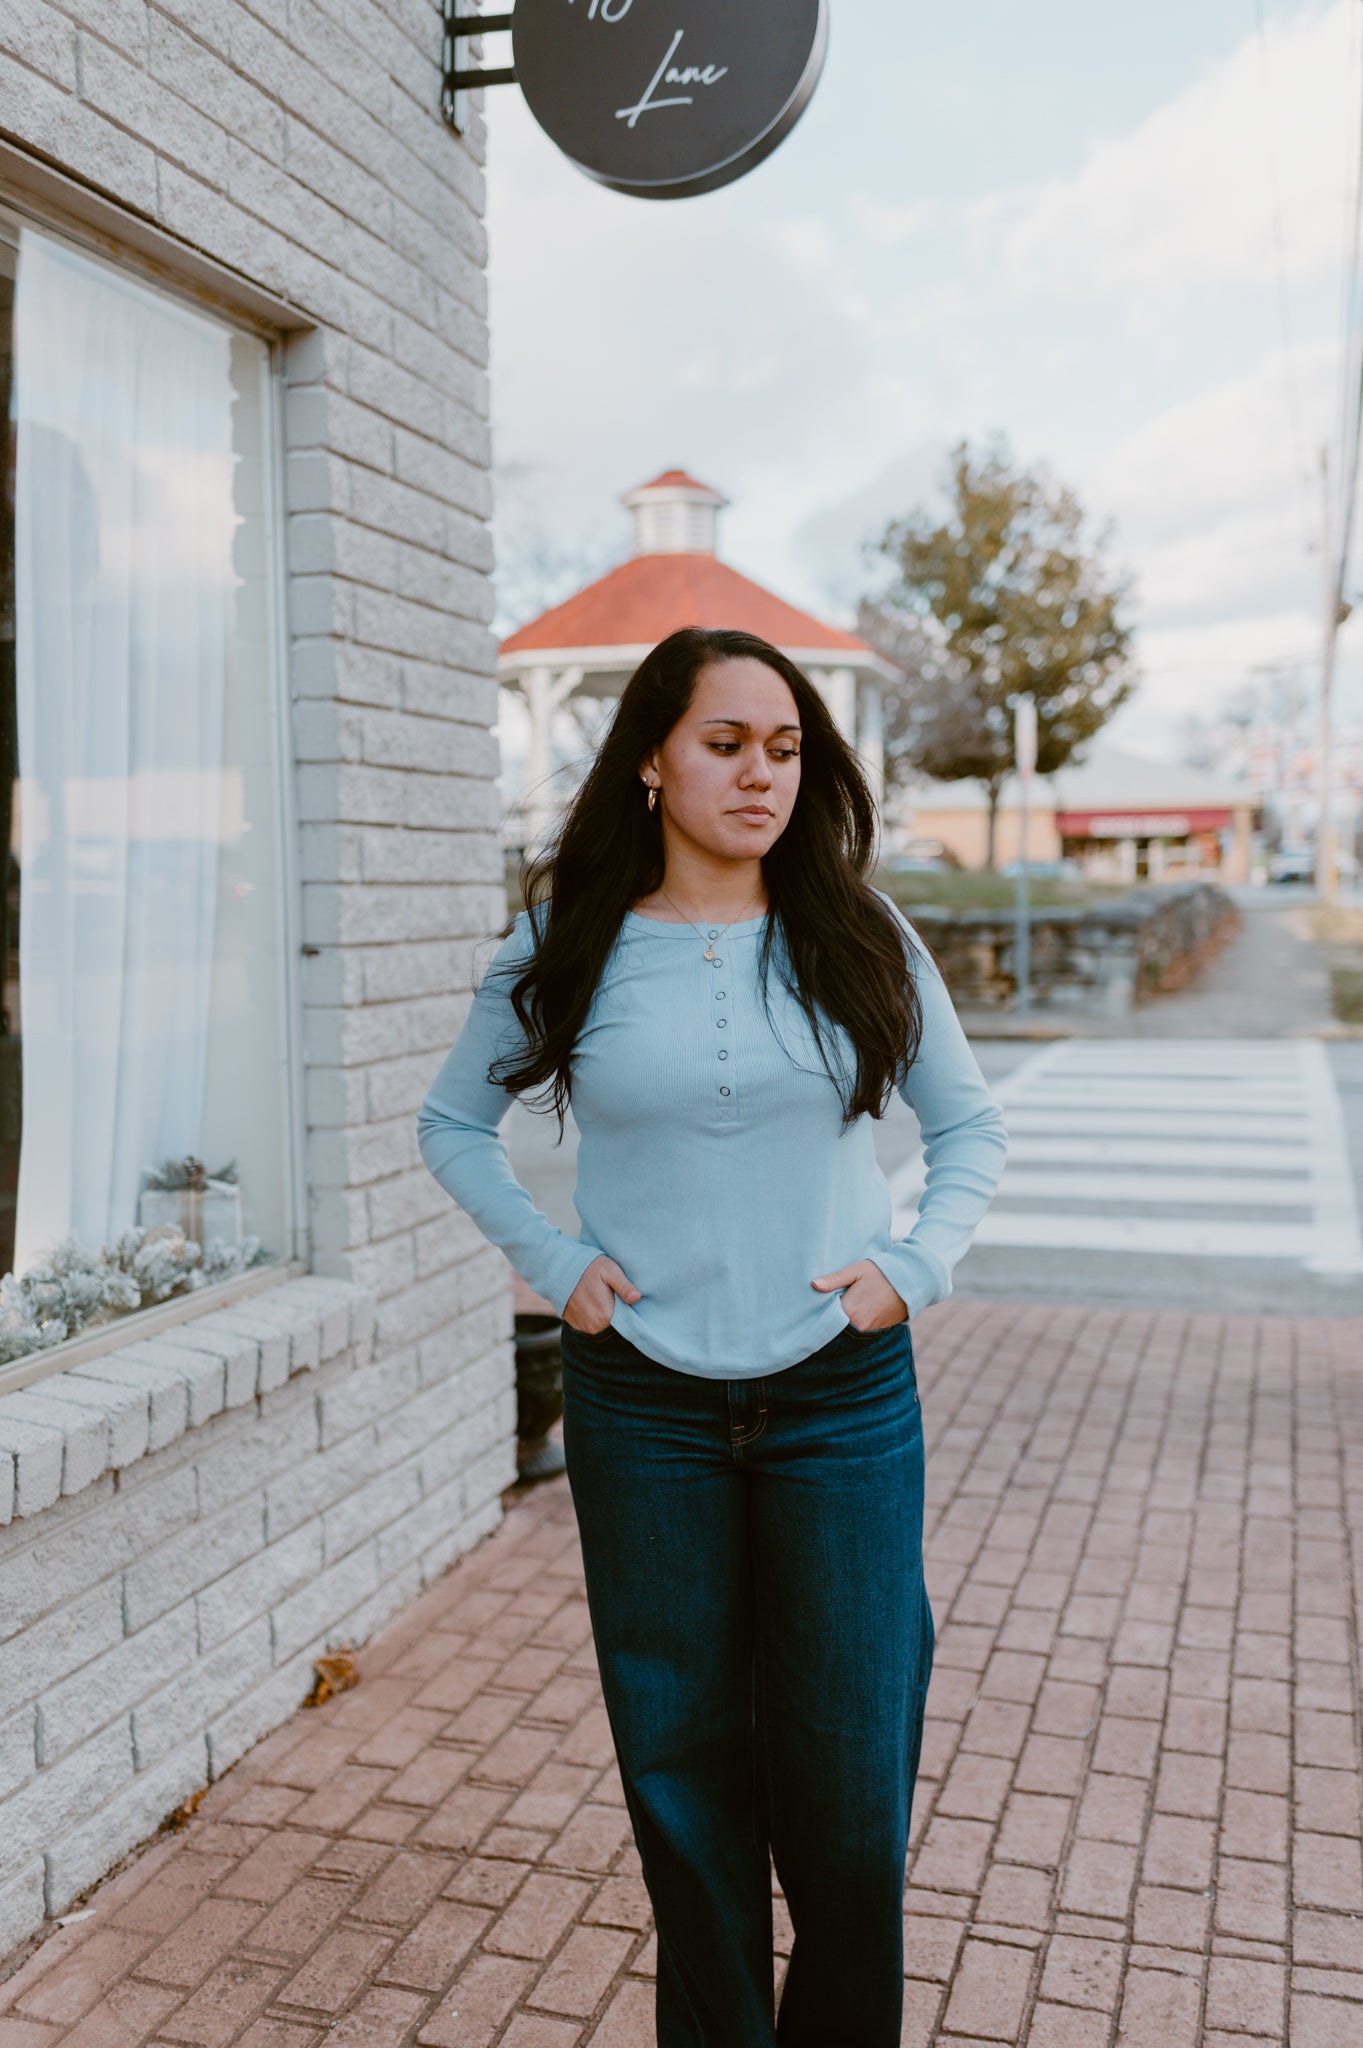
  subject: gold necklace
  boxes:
[656,882,766,960]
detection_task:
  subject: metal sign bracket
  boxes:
[443,3,518,132]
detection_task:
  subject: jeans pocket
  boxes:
[562,1318,618,1353]
[846,1321,917,1389]
[845,1314,908,1342]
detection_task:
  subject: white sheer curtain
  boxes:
[13,231,234,1273]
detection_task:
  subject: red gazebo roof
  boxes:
[625,468,728,500]
[501,552,871,659]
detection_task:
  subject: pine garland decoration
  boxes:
[0,1225,265,1365]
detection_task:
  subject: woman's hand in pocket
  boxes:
[811,1260,908,1332]
[563,1256,641,1335]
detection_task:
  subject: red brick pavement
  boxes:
[3,1298,1362,2046]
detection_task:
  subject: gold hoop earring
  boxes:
[647,785,658,812]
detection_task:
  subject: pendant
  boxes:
[703,944,716,960]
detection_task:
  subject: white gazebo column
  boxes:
[857,679,885,811]
[815,666,857,743]
[522,665,582,852]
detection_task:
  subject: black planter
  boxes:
[514,1312,565,1482]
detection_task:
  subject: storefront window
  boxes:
[0,252,16,1279]
[0,223,294,1364]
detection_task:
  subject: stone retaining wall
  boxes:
[909,884,1239,1016]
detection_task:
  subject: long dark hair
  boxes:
[491,627,922,1131]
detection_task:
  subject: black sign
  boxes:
[512,0,829,200]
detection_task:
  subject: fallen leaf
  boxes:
[169,1788,207,1832]
[304,1650,360,1707]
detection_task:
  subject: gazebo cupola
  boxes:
[498,469,897,850]
[623,470,728,556]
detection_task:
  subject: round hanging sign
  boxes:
[512,0,830,201]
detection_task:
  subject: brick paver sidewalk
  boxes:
[3,1299,1362,2047]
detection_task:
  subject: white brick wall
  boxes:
[0,1279,517,1952]
[0,0,513,1953]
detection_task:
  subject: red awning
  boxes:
[1056,808,1233,839]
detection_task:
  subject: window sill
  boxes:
[0,1258,312,1400]
[0,1273,376,1524]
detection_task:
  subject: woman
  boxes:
[418,626,1006,2046]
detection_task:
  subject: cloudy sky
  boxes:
[485,0,1363,757]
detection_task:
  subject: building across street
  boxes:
[904,748,1256,883]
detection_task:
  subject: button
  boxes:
[716,1018,727,1028]
[707,929,719,938]
[715,990,726,1000]
[718,1049,728,1060]
[710,956,723,967]
[719,1086,731,1097]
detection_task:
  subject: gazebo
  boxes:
[498,470,896,848]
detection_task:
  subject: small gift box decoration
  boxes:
[138,1157,243,1249]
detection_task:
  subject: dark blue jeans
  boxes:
[559,1317,934,2048]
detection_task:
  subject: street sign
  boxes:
[1014,697,1036,1020]
[511,0,830,200]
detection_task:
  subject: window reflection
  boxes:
[1,249,18,1281]
[0,228,292,1362]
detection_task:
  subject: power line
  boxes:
[1314,0,1363,898]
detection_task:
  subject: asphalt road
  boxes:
[502,895,1363,1320]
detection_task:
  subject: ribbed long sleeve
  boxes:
[418,894,1006,1379]
[416,916,603,1317]
[870,899,1010,1317]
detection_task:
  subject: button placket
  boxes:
[712,959,735,1119]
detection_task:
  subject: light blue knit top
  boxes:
[418,891,1007,1380]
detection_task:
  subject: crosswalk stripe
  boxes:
[1003,1137,1313,1170]
[989,1170,1312,1209]
[1015,1089,1301,1105]
[966,1212,1324,1259]
[1002,1110,1308,1138]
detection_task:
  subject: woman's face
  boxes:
[643,658,803,863]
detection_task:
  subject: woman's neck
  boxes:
[636,852,767,925]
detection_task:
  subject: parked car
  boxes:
[886,838,963,874]
[999,858,1082,881]
[1268,845,1314,884]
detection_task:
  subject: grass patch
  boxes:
[873,868,1126,914]
[1312,903,1363,946]
[1313,903,1363,1024]
[1333,967,1363,1024]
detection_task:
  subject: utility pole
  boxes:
[1318,446,1354,902]
[1318,449,1339,901]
